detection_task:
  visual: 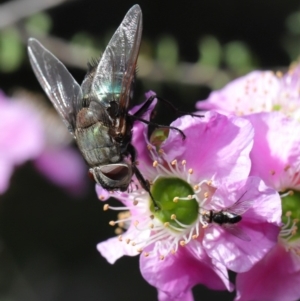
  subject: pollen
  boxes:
[171,159,177,166]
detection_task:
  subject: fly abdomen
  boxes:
[75,122,120,166]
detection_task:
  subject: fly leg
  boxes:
[129,114,186,139]
[129,94,203,140]
[133,94,203,119]
[127,144,160,211]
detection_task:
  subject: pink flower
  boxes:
[196,63,300,118]
[235,242,300,301]
[0,90,87,195]
[96,106,281,300]
[0,91,44,193]
[233,112,300,301]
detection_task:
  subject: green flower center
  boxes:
[282,190,300,241]
[150,177,199,231]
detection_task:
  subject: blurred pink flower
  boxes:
[196,63,300,118]
[0,91,44,193]
[0,90,87,195]
[96,105,281,300]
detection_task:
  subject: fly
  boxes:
[201,191,253,241]
[27,5,182,210]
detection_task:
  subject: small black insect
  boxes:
[202,191,253,241]
[205,210,242,225]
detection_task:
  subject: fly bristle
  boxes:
[87,57,101,72]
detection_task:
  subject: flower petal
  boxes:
[162,111,254,184]
[203,177,281,272]
[34,147,88,195]
[235,241,300,301]
[140,242,233,300]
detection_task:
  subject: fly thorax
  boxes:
[90,162,133,191]
[212,212,226,224]
[76,108,99,128]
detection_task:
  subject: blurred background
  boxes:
[0,0,299,300]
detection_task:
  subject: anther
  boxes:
[188,168,193,174]
[192,234,198,239]
[147,144,153,150]
[126,238,131,244]
[284,165,291,171]
[133,200,139,205]
[204,192,209,198]
[270,170,276,175]
[164,222,170,227]
[171,214,176,220]
[137,248,143,253]
[115,228,123,235]
[144,252,149,257]
[160,255,165,260]
[153,160,158,167]
[173,197,179,203]
[109,221,115,226]
[181,160,186,165]
[158,149,164,155]
[171,159,177,165]
[180,241,186,246]
[207,180,212,185]
[118,235,123,241]
[286,211,292,217]
[194,185,199,191]
[99,195,105,201]
[131,242,136,246]
[103,204,109,211]
[133,220,139,226]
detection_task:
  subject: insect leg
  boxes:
[127,144,160,211]
[133,94,203,118]
[129,114,186,139]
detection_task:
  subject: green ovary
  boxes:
[150,177,199,231]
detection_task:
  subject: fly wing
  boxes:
[89,4,142,131]
[223,224,251,242]
[28,38,83,137]
[226,191,254,216]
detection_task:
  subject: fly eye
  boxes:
[100,165,129,181]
